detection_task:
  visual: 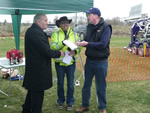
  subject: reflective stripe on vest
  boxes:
[51,42,61,49]
[56,31,76,42]
[54,31,77,61]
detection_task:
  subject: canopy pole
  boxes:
[11,9,22,50]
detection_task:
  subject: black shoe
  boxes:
[58,104,64,109]
[67,105,73,111]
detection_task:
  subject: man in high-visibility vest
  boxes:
[51,16,82,111]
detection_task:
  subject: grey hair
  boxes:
[33,13,46,24]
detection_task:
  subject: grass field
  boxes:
[0,37,150,113]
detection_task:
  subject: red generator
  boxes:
[7,49,23,65]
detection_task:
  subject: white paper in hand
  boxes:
[63,40,78,50]
[62,51,73,64]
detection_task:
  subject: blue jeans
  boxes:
[82,58,108,110]
[55,62,75,105]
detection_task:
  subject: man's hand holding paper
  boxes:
[68,50,75,57]
[63,40,78,50]
[76,41,88,47]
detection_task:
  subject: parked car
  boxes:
[44,24,59,37]
[73,24,87,40]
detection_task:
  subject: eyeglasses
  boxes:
[60,21,69,24]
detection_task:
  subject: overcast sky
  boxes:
[94,0,149,19]
[0,0,149,23]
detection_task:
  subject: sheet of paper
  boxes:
[62,51,73,64]
[63,40,78,50]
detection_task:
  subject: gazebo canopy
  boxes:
[0,0,93,49]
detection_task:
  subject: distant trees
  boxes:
[66,15,87,28]
[3,19,7,25]
[0,16,134,37]
[53,16,59,24]
[105,17,133,26]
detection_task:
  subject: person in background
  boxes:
[50,16,82,111]
[21,13,65,113]
[75,7,112,113]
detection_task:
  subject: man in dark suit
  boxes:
[21,13,64,113]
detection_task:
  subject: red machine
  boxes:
[6,49,23,65]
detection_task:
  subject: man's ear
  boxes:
[37,19,41,25]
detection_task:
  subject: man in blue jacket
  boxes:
[75,8,112,113]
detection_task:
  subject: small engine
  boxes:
[6,49,23,65]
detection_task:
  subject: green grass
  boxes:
[110,37,131,47]
[0,37,25,57]
[0,37,150,113]
[0,77,150,113]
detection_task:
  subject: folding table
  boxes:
[0,57,25,96]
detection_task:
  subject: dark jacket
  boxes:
[23,23,61,91]
[85,18,112,60]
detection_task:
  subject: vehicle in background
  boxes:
[44,24,59,37]
[73,24,87,40]
[128,18,150,56]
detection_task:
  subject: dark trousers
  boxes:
[21,90,44,113]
